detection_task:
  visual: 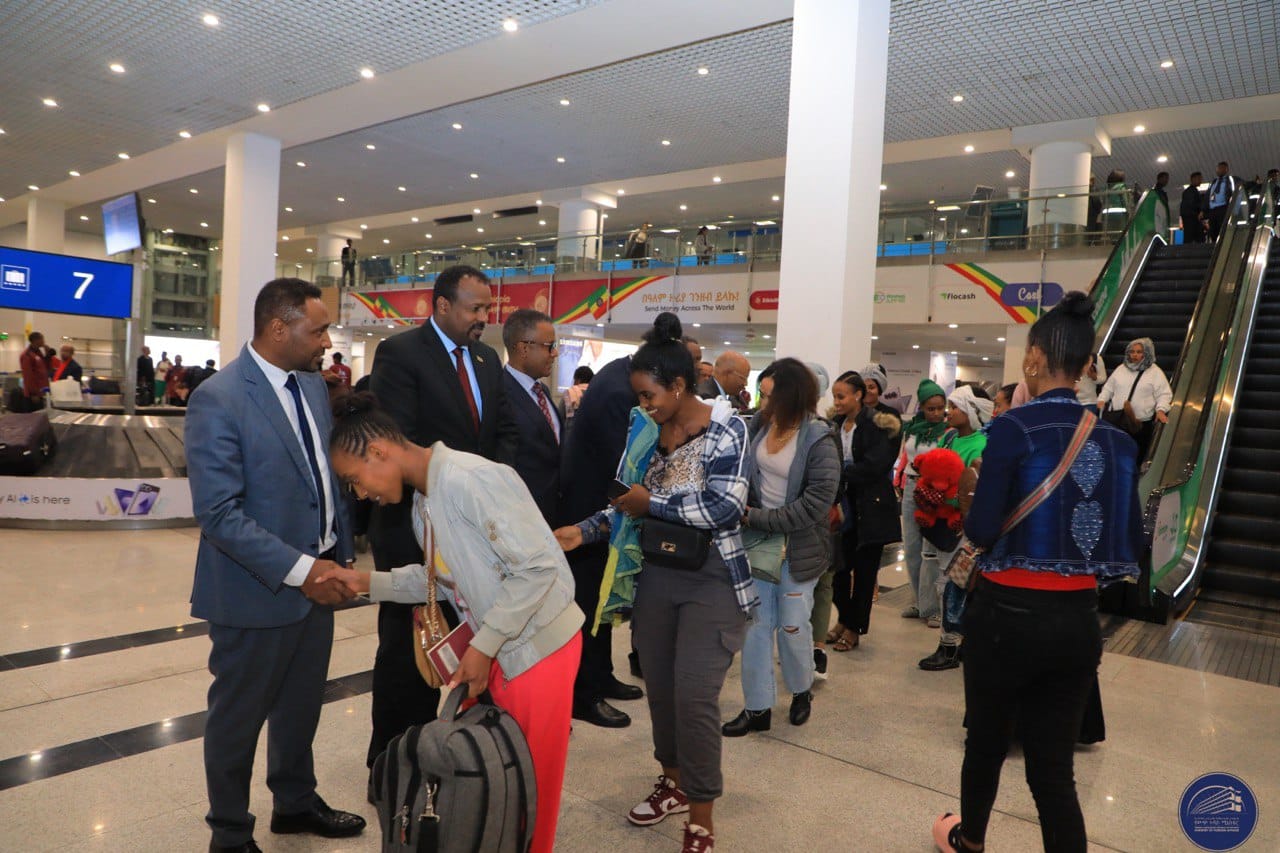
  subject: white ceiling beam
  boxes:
[0,0,795,229]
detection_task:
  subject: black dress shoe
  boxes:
[270,796,366,838]
[789,691,813,726]
[572,698,631,728]
[628,650,643,679]
[722,708,771,737]
[210,841,262,853]
[602,679,644,701]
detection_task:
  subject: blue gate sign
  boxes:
[0,246,134,319]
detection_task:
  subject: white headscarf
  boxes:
[949,385,994,430]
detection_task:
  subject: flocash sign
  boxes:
[0,246,133,319]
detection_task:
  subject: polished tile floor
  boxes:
[1,528,1277,852]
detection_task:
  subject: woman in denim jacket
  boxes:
[933,292,1141,853]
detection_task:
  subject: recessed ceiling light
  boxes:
[365,143,376,150]
[679,204,687,210]
[950,350,958,355]
[188,187,198,193]
[601,214,608,219]
[0,197,6,203]
[178,130,192,139]
[283,206,292,212]
[556,156,566,163]
[1160,59,1174,69]
[871,335,879,340]
[616,189,626,196]
[473,208,482,214]
[147,198,156,203]
[27,185,39,191]
[410,216,419,223]
[1133,124,1146,133]
[305,247,313,253]
[281,235,289,241]
[997,336,1006,342]
[200,222,209,228]
[118,152,130,160]
[535,198,543,205]
[771,194,780,202]
[0,128,5,134]
[109,62,125,74]
[68,170,80,177]
[879,183,887,191]
[952,94,964,102]
[723,341,731,346]
[559,98,570,106]
[79,215,89,221]
[296,161,306,167]
[165,228,174,234]
[1005,170,1016,178]
[964,144,975,153]
[697,67,709,76]
[712,176,722,183]
[661,139,671,146]
[202,13,220,27]
[537,219,546,226]
[912,344,920,350]
[382,238,390,244]
[256,103,270,113]
[469,172,479,179]
[452,122,462,130]
[42,97,58,107]
[359,223,368,230]
[1157,154,1169,163]
[337,196,346,202]
[397,186,406,192]
[360,67,375,79]
[982,356,990,361]
[948,323,958,329]
[692,323,702,328]
[477,227,485,233]
[502,18,518,32]
[425,233,433,238]
[763,334,772,339]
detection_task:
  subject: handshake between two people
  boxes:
[300,560,370,605]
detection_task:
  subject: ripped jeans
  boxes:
[741,560,818,711]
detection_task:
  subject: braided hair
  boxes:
[330,391,407,457]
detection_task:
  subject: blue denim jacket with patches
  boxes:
[965,388,1142,584]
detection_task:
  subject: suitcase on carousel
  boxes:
[0,411,57,474]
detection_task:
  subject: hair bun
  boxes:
[333,389,379,421]
[644,311,684,345]
[1058,291,1094,318]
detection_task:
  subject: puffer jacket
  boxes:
[743,416,841,582]
[834,406,903,547]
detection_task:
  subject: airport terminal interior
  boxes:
[2,1,1280,850]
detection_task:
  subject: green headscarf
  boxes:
[903,378,949,443]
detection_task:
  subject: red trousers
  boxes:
[487,632,580,853]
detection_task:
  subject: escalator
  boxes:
[1189,238,1280,633]
[1099,243,1213,376]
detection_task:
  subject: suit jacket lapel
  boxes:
[239,347,316,493]
[506,370,557,445]
[422,325,476,432]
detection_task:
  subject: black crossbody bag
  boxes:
[640,518,712,571]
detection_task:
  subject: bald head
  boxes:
[714,351,751,397]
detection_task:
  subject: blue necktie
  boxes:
[284,373,326,545]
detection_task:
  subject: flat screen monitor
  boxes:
[102,193,143,255]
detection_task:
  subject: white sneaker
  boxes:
[682,822,715,852]
[627,775,690,826]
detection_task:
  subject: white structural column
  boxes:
[220,132,281,354]
[1002,324,1029,385]
[26,197,66,253]
[775,0,890,381]
[543,187,616,271]
[1013,119,1111,237]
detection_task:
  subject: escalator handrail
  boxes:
[1141,184,1256,473]
[1148,223,1275,608]
[1088,190,1166,342]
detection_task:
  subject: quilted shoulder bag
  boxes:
[412,502,449,688]
[946,409,1098,590]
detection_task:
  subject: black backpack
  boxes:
[372,686,537,853]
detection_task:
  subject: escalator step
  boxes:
[1212,513,1280,543]
[1243,358,1280,376]
[1216,489,1280,518]
[1227,447,1280,470]
[1242,374,1280,393]
[1250,327,1280,344]
[1222,467,1280,492]
[1200,555,1280,597]
[1192,588,1280,616]
[1228,427,1280,449]
[1239,390,1280,409]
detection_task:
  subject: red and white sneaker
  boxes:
[682,822,714,852]
[627,775,690,826]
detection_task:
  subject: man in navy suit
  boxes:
[501,308,563,525]
[366,265,518,767]
[186,279,363,853]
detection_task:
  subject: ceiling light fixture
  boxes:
[538,219,546,226]
[952,94,964,102]
[617,189,626,195]
[879,183,887,191]
[79,215,89,221]
[697,67,709,76]
[1157,154,1168,163]
[556,156,565,163]
[452,122,462,130]
[256,103,270,113]
[771,194,780,202]
[425,233,433,238]
[871,335,879,340]
[476,227,485,233]
[42,97,58,107]
[109,62,125,74]
[296,161,306,167]
[202,13,220,27]
[661,139,671,146]
[179,130,192,139]
[1133,124,1146,133]
[359,223,368,230]
[365,143,376,150]
[473,208,481,214]
[383,238,390,244]
[68,170,80,177]
[306,247,313,253]
[337,196,345,202]
[118,152,130,160]
[360,67,375,79]
[283,206,292,212]
[912,344,920,350]
[188,187,198,193]
[281,235,289,241]
[200,222,209,228]
[469,172,479,179]
[147,198,156,203]
[948,323,958,329]
[410,216,419,222]
[397,185,406,192]
[964,144,975,153]
[559,98,570,106]
[936,204,961,211]
[27,185,38,191]
[502,18,518,32]
[679,204,687,211]
[1160,59,1174,69]
[712,176,722,183]
[1005,170,1016,178]
[997,336,1006,342]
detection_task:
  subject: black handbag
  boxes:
[640,517,712,571]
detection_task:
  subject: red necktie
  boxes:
[453,347,480,432]
[533,382,558,443]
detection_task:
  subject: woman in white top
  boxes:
[1096,337,1172,457]
[1075,352,1107,405]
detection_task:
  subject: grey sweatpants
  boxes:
[632,553,749,803]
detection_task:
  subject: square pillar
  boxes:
[26,197,66,254]
[220,132,281,354]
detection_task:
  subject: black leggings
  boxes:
[833,531,882,635]
[960,578,1101,852]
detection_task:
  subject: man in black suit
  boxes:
[340,239,357,287]
[1181,171,1205,244]
[501,309,563,524]
[696,350,751,413]
[559,354,644,728]
[366,264,518,767]
[137,345,155,405]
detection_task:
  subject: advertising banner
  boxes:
[0,477,193,523]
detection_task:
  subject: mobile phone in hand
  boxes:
[606,479,630,501]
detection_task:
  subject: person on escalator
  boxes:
[1096,337,1172,460]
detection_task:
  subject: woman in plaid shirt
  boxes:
[557,312,752,853]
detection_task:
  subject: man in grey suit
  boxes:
[186,278,365,853]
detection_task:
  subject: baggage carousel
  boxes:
[0,410,194,529]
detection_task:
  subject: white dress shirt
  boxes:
[431,316,483,421]
[248,343,337,585]
[505,364,560,441]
